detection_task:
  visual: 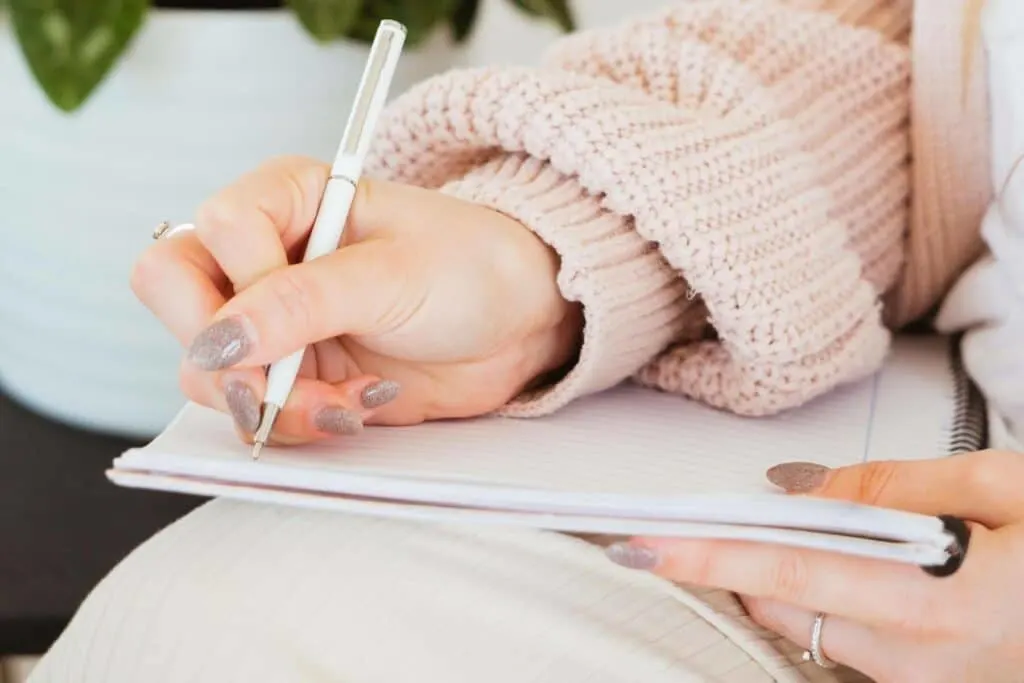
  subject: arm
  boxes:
[364,1,912,417]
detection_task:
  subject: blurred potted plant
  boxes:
[5,0,574,113]
[0,0,573,438]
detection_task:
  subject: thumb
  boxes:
[186,239,409,370]
[767,450,1024,528]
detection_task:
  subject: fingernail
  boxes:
[224,380,261,433]
[766,462,830,493]
[605,542,660,570]
[360,380,400,409]
[314,406,364,435]
[187,316,255,371]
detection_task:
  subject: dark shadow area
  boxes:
[0,390,206,655]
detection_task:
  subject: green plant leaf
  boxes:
[510,0,574,31]
[448,0,478,43]
[9,0,148,112]
[287,0,364,43]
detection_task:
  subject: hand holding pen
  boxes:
[131,22,582,454]
[249,21,406,458]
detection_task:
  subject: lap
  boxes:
[28,499,862,683]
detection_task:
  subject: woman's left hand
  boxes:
[605,449,1024,683]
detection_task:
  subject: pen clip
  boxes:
[332,20,407,181]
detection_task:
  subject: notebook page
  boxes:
[861,335,959,459]
[117,336,956,499]
[108,470,953,567]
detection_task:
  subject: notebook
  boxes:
[109,334,986,570]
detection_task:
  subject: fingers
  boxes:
[185,240,411,370]
[181,178,465,371]
[191,162,426,295]
[741,597,911,681]
[179,360,401,444]
[136,164,434,361]
[131,232,228,346]
[194,155,330,291]
[768,451,1024,528]
[605,525,999,637]
[132,156,330,345]
[179,176,450,372]
[133,160,428,447]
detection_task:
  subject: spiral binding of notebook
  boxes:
[946,333,988,454]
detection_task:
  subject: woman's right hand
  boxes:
[131,155,582,445]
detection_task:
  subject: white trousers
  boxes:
[28,500,868,683]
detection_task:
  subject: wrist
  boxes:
[441,153,684,415]
[504,217,584,389]
[528,299,583,390]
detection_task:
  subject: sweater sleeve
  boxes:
[438,153,703,417]
[363,0,911,417]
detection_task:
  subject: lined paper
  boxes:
[116,335,956,499]
[108,335,961,563]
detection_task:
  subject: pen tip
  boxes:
[251,403,280,462]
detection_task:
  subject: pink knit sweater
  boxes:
[364,0,916,417]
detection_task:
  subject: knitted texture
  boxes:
[442,155,704,416]
[364,0,913,417]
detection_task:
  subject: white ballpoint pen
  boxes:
[251,20,407,460]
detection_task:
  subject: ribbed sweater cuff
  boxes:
[441,154,695,417]
[364,0,909,416]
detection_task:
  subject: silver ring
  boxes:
[153,221,195,240]
[801,612,837,669]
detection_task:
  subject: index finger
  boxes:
[131,231,227,346]
[194,155,330,291]
[769,450,1024,529]
[610,525,1001,638]
[132,156,330,344]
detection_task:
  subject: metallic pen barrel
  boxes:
[251,403,281,460]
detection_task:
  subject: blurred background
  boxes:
[0,1,677,679]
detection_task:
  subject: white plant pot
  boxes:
[0,9,454,438]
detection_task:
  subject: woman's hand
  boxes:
[605,450,1024,683]
[131,155,582,443]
